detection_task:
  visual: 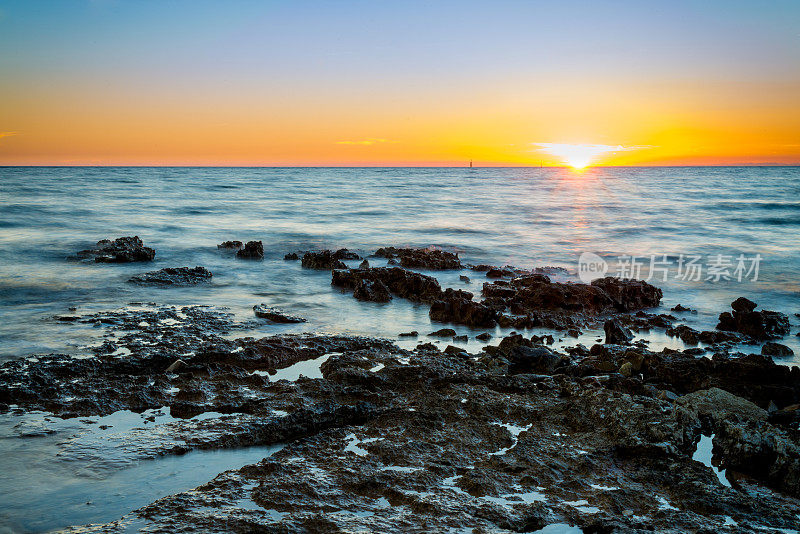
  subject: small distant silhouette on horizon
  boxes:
[469,159,473,168]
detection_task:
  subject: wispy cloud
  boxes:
[0,131,18,140]
[335,138,394,146]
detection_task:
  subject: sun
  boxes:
[534,143,636,169]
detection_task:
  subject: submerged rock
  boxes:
[129,266,212,286]
[374,246,462,270]
[236,240,264,260]
[77,236,156,263]
[284,252,299,260]
[253,304,306,323]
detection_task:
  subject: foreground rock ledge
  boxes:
[2,306,799,533]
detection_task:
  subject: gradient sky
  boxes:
[1,0,799,166]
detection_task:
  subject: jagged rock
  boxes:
[236,241,264,260]
[762,342,794,357]
[353,279,392,302]
[665,324,700,345]
[77,236,155,263]
[716,299,789,340]
[604,319,633,345]
[374,247,462,270]
[670,303,692,312]
[359,259,369,269]
[731,297,757,313]
[302,250,348,270]
[332,267,442,303]
[429,288,497,327]
[217,240,243,250]
[284,252,299,260]
[129,266,212,286]
[253,304,306,323]
[482,276,661,315]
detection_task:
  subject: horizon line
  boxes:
[2,164,800,169]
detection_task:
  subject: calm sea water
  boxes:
[1,166,798,363]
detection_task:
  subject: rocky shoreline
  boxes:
[2,240,799,533]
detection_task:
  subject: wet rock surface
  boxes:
[236,240,264,260]
[374,246,463,270]
[301,249,353,270]
[128,266,213,286]
[6,244,800,533]
[717,298,790,340]
[1,299,799,533]
[76,236,156,263]
[217,240,243,250]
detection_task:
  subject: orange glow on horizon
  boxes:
[1,78,798,166]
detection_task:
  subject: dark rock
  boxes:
[374,247,462,270]
[482,276,661,316]
[731,297,757,313]
[77,236,155,263]
[129,266,212,286]
[475,332,492,341]
[253,304,306,323]
[332,267,442,303]
[165,359,188,373]
[398,331,418,337]
[511,274,551,286]
[453,335,468,342]
[353,279,392,302]
[302,250,347,270]
[459,275,470,282]
[217,240,243,250]
[359,259,369,269]
[429,328,456,337]
[670,304,692,312]
[762,342,794,357]
[236,241,264,260]
[334,249,361,260]
[443,345,467,355]
[591,277,663,312]
[665,325,700,345]
[486,268,506,278]
[604,320,633,345]
[429,288,498,328]
[508,345,561,374]
[284,252,299,260]
[717,299,790,340]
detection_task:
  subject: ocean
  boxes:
[1,166,798,363]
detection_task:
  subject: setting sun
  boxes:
[534,143,646,169]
